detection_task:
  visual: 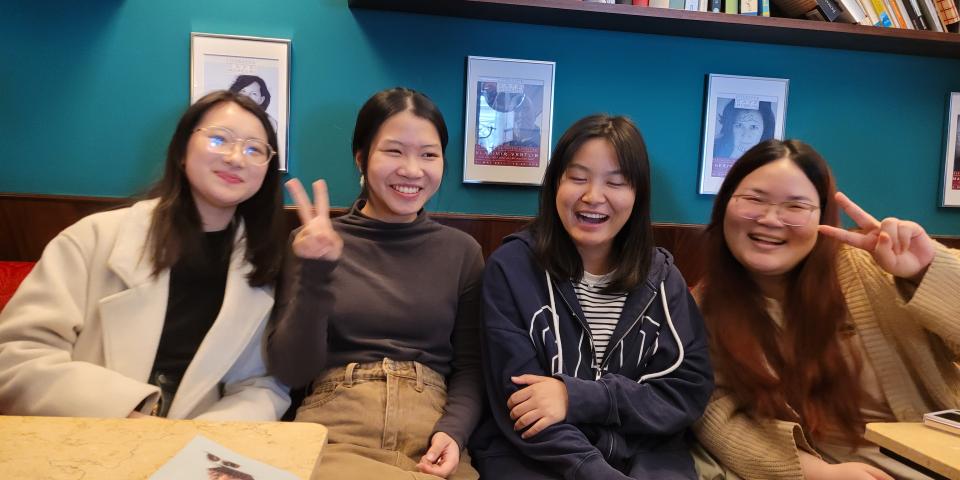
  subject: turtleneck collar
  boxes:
[336,199,436,237]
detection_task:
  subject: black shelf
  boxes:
[348,0,960,58]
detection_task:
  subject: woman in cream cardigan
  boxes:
[0,90,289,420]
[694,139,960,480]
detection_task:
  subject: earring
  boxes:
[359,174,365,189]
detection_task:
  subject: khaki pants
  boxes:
[297,358,478,480]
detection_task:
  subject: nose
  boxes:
[754,204,784,226]
[580,181,604,205]
[397,154,424,178]
[222,142,245,167]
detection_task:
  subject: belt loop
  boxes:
[344,362,357,387]
[414,362,424,392]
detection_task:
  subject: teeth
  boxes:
[579,212,607,219]
[749,234,784,244]
[392,185,420,194]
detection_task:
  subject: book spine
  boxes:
[741,0,759,14]
[686,0,701,9]
[934,0,960,25]
[890,0,917,27]
[906,0,929,27]
[710,0,722,11]
[919,0,946,30]
[632,0,651,6]
[724,0,739,13]
[870,0,895,25]
[883,0,907,25]
[760,0,771,15]
[837,0,870,24]
[816,0,846,20]
[859,0,882,24]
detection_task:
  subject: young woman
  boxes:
[266,88,484,479]
[694,139,960,480]
[471,114,714,479]
[0,90,289,420]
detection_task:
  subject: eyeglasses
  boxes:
[206,452,241,468]
[194,126,275,166]
[731,194,820,227]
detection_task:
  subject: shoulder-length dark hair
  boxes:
[529,114,653,293]
[146,90,284,287]
[351,87,448,201]
[228,75,272,110]
[714,101,776,158]
[699,138,863,445]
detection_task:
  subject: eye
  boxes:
[243,144,265,156]
[784,202,809,212]
[382,148,402,156]
[742,196,765,205]
[422,151,441,159]
[207,135,226,147]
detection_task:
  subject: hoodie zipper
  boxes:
[598,290,659,373]
[552,279,600,377]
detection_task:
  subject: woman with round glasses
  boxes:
[693,139,960,480]
[0,90,289,420]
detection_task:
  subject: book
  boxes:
[633,0,651,6]
[669,0,686,8]
[837,0,871,24]
[890,0,917,27]
[725,0,739,13]
[813,0,846,20]
[760,0,772,15]
[918,0,946,30]
[859,0,882,25]
[934,0,960,26]
[882,0,906,26]
[869,0,896,25]
[650,0,671,7]
[904,0,930,27]
[686,0,702,9]
[741,0,759,14]
[710,0,723,10]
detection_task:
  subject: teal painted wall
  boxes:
[3,1,960,233]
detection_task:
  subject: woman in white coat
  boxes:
[0,90,289,420]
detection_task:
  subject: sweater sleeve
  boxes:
[899,243,960,356]
[265,234,338,388]
[481,255,631,480]
[561,266,714,436]
[0,229,159,417]
[694,388,813,480]
[433,242,486,449]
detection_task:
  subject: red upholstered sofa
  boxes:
[0,262,35,313]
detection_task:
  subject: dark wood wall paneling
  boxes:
[4,194,958,287]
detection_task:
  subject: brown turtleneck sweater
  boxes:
[266,204,485,448]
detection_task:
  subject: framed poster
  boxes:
[191,32,291,171]
[942,92,960,207]
[700,74,789,194]
[463,56,555,185]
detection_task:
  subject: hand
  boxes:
[507,374,568,439]
[799,450,893,480]
[285,178,343,261]
[416,431,460,478]
[818,192,935,283]
[127,411,148,419]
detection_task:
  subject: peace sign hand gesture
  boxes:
[817,192,935,282]
[285,178,343,261]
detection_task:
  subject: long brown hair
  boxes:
[146,90,284,287]
[700,139,864,445]
[529,114,653,293]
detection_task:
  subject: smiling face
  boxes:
[359,109,443,223]
[732,110,764,157]
[556,138,636,273]
[723,158,820,285]
[238,81,264,107]
[184,101,270,231]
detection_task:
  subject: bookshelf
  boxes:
[348,0,960,58]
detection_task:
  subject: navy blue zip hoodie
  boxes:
[471,231,714,479]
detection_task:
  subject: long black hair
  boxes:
[529,114,654,293]
[146,90,284,287]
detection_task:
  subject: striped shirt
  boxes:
[574,271,627,368]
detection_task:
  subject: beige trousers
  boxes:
[297,358,478,480]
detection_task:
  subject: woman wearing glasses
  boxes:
[0,90,289,420]
[694,139,960,480]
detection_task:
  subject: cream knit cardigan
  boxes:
[694,244,960,480]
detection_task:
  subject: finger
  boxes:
[879,218,901,255]
[509,398,536,421]
[897,221,918,256]
[285,178,314,226]
[817,224,876,251]
[511,374,547,386]
[521,417,552,440]
[421,437,447,464]
[874,231,898,269]
[312,179,332,225]
[506,387,532,410]
[514,409,542,432]
[861,465,894,480]
[835,192,880,231]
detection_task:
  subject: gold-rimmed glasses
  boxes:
[194,126,275,166]
[731,194,820,227]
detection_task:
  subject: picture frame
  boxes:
[941,92,960,207]
[190,32,291,171]
[463,56,555,185]
[699,74,789,195]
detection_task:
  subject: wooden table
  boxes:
[865,422,960,480]
[0,416,326,479]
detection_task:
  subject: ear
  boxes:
[354,151,364,173]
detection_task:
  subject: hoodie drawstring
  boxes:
[545,270,564,375]
[638,281,685,383]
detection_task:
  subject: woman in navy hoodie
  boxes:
[471,114,714,479]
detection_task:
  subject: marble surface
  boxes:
[0,415,326,479]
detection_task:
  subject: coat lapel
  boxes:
[166,226,273,419]
[99,200,168,382]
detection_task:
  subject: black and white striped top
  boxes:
[573,271,627,368]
